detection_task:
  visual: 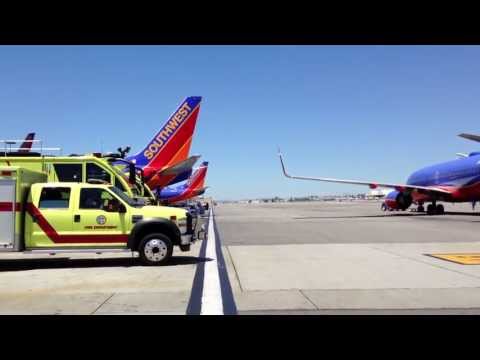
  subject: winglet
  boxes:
[277,149,291,178]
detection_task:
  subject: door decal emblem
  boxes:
[96,215,106,225]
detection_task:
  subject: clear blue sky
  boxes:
[1,45,480,200]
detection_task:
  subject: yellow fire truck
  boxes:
[0,166,196,265]
[0,153,156,203]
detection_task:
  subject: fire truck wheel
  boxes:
[138,233,173,266]
[180,244,191,252]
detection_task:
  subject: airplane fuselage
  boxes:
[385,154,480,209]
[279,133,480,214]
[408,154,480,202]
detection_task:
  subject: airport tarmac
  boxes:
[3,200,480,314]
[216,201,480,314]
[0,217,209,315]
[0,247,206,314]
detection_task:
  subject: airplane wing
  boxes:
[278,152,452,195]
[459,133,480,143]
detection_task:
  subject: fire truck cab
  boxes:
[0,154,156,204]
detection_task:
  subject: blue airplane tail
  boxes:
[126,96,202,170]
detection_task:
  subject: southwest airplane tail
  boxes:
[158,161,209,204]
[191,186,208,197]
[126,96,201,167]
[186,161,208,190]
[145,155,200,189]
[125,96,202,188]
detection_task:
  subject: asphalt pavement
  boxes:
[216,201,480,314]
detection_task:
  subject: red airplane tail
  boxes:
[126,97,202,170]
[187,161,209,191]
[18,133,35,153]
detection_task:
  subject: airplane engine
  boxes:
[384,190,412,210]
[396,192,412,210]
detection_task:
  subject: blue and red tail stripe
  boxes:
[163,162,209,203]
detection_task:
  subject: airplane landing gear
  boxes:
[436,204,445,215]
[417,205,425,213]
[426,203,445,215]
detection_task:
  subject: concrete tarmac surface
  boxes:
[3,201,480,314]
[0,214,209,315]
[216,201,480,314]
[0,244,206,314]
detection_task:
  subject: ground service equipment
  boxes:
[0,166,196,265]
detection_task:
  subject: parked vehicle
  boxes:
[0,166,196,265]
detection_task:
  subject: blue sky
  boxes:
[1,46,480,200]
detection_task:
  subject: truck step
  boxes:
[24,249,132,255]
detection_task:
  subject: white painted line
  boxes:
[200,208,223,315]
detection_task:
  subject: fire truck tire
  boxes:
[138,233,173,266]
[180,244,191,252]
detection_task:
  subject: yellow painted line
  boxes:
[429,253,480,265]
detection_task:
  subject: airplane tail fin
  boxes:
[18,133,35,153]
[127,96,202,169]
[187,161,209,190]
[144,155,200,189]
[192,186,208,197]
